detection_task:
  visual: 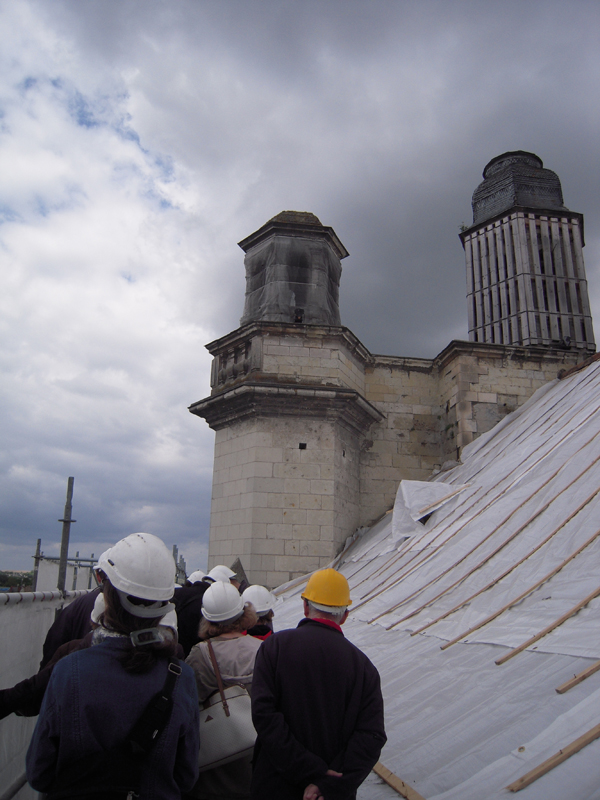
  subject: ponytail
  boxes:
[102,582,177,674]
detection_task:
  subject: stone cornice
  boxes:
[433,339,585,372]
[189,381,384,433]
[238,219,349,260]
[369,354,435,374]
[459,206,585,246]
[205,321,374,366]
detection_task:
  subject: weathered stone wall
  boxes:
[193,324,584,584]
[194,322,379,586]
[360,357,441,527]
[260,328,368,393]
[207,415,360,587]
[356,342,583,529]
[191,199,595,586]
[436,342,582,452]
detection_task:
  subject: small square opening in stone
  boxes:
[299,442,307,450]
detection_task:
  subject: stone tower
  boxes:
[191,158,591,588]
[460,151,595,353]
[189,212,383,587]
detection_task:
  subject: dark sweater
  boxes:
[172,581,211,657]
[251,618,386,800]
[39,587,100,668]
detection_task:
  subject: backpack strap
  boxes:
[126,656,182,755]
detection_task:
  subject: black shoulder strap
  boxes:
[126,656,182,755]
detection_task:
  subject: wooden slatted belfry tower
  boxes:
[460,151,595,353]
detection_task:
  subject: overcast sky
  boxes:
[1,0,599,573]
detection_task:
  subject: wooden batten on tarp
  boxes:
[372,762,427,800]
[439,524,600,650]
[381,448,600,631]
[358,419,575,616]
[506,722,600,792]
[411,503,600,638]
[495,586,600,666]
[556,658,600,694]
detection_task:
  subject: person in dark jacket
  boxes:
[173,572,213,658]
[38,551,112,668]
[250,569,386,800]
[2,593,184,721]
[38,585,101,668]
[26,533,199,800]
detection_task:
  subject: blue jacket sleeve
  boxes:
[25,680,60,790]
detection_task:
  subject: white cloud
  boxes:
[1,0,599,569]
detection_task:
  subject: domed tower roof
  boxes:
[461,151,594,354]
[471,150,568,226]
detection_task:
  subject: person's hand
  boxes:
[303,770,343,800]
[303,771,343,800]
[303,785,322,800]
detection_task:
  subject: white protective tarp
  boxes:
[391,480,470,543]
[274,359,600,799]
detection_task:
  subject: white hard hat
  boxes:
[98,533,175,619]
[93,550,111,573]
[160,608,178,635]
[188,570,207,584]
[91,593,105,624]
[242,585,275,616]
[202,581,244,623]
[207,565,237,582]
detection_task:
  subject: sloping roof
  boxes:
[274,359,600,799]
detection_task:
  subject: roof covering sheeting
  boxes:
[274,360,600,799]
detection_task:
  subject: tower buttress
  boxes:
[190,212,381,587]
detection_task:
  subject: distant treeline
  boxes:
[0,570,34,591]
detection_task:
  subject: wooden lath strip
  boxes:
[495,585,600,666]
[410,491,600,637]
[391,486,600,630]
[354,410,600,609]
[353,472,542,611]
[415,485,471,516]
[356,388,600,600]
[372,762,427,800]
[506,722,600,792]
[354,465,539,597]
[558,352,600,381]
[372,455,600,628]
[439,524,600,650]
[556,659,600,694]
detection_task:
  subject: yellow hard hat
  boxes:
[302,569,352,608]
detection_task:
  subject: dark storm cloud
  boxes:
[2,0,599,570]
[35,1,600,355]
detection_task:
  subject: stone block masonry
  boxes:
[202,412,361,587]
[190,321,581,586]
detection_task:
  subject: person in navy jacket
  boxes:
[250,569,386,800]
[26,533,199,800]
